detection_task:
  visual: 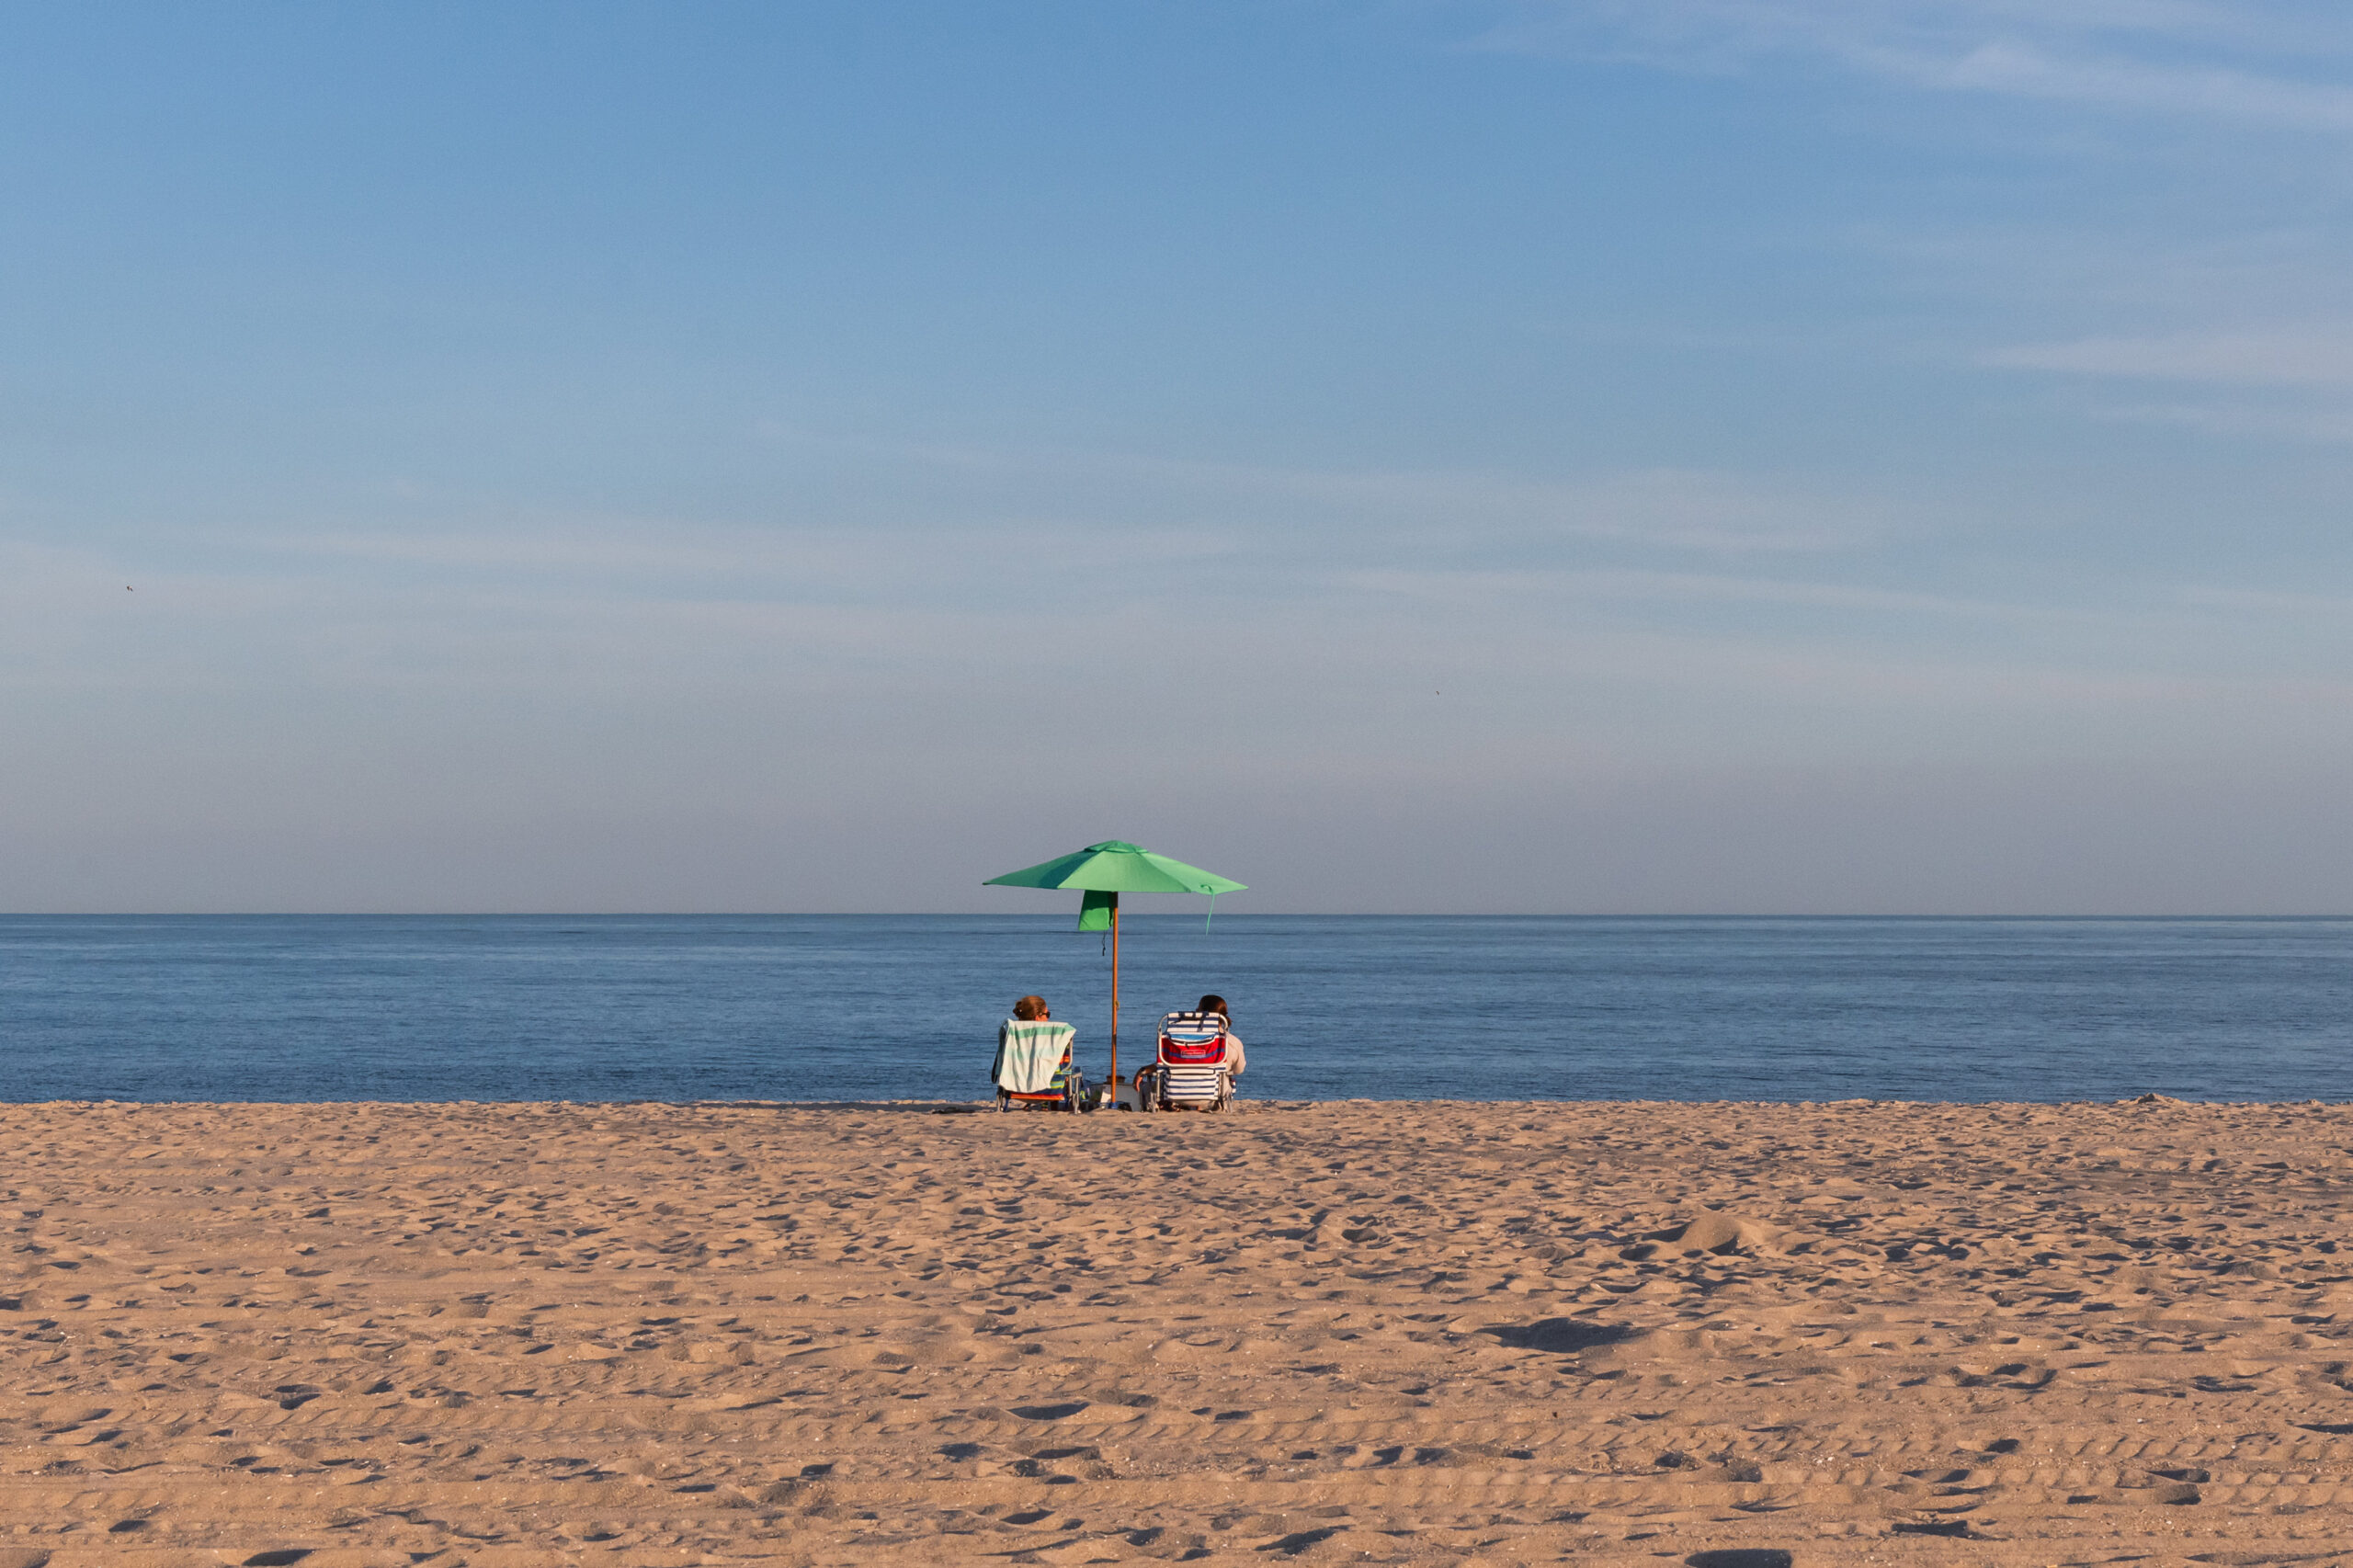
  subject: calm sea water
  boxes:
[1,915,2347,1104]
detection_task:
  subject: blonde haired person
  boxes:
[994,995,1079,1110]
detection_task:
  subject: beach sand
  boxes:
[6,1097,2353,1565]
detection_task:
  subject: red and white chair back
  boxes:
[1144,1011,1233,1110]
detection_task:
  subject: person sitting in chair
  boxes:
[1137,994,1245,1112]
[1196,994,1246,1079]
[994,995,1080,1111]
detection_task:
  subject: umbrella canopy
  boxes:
[985,840,1245,897]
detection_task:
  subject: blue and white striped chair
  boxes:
[1137,1011,1234,1111]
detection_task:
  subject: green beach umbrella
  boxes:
[985,840,1245,1094]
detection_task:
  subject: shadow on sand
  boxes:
[1479,1318,1640,1355]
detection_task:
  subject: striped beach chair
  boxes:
[1137,1011,1234,1112]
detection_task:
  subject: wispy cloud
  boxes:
[755,428,1905,555]
[1941,41,2353,129]
[1343,563,2114,622]
[1263,465,1891,551]
[1984,325,2353,386]
[1476,1,2353,130]
[1470,4,2353,456]
[1980,324,2353,442]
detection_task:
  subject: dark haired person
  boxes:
[1195,994,1246,1081]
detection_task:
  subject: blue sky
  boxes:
[5,1,2352,912]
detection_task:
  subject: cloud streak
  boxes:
[749,431,1908,556]
[1982,325,2353,444]
[1479,0,2353,130]
[1478,6,2353,447]
[1985,325,2353,386]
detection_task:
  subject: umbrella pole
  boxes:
[1109,897,1120,1096]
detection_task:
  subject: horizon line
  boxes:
[5,911,2350,922]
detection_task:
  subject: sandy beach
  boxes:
[6,1097,2353,1565]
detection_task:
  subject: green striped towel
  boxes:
[993,1020,1076,1094]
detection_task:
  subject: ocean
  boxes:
[2,915,2347,1104]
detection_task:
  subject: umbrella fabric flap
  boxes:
[1077,889,1116,933]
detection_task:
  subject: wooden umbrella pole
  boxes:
[1109,897,1120,1096]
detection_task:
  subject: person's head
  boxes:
[1197,994,1228,1021]
[1014,994,1049,1021]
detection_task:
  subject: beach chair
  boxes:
[994,1018,1081,1112]
[1135,1011,1234,1112]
